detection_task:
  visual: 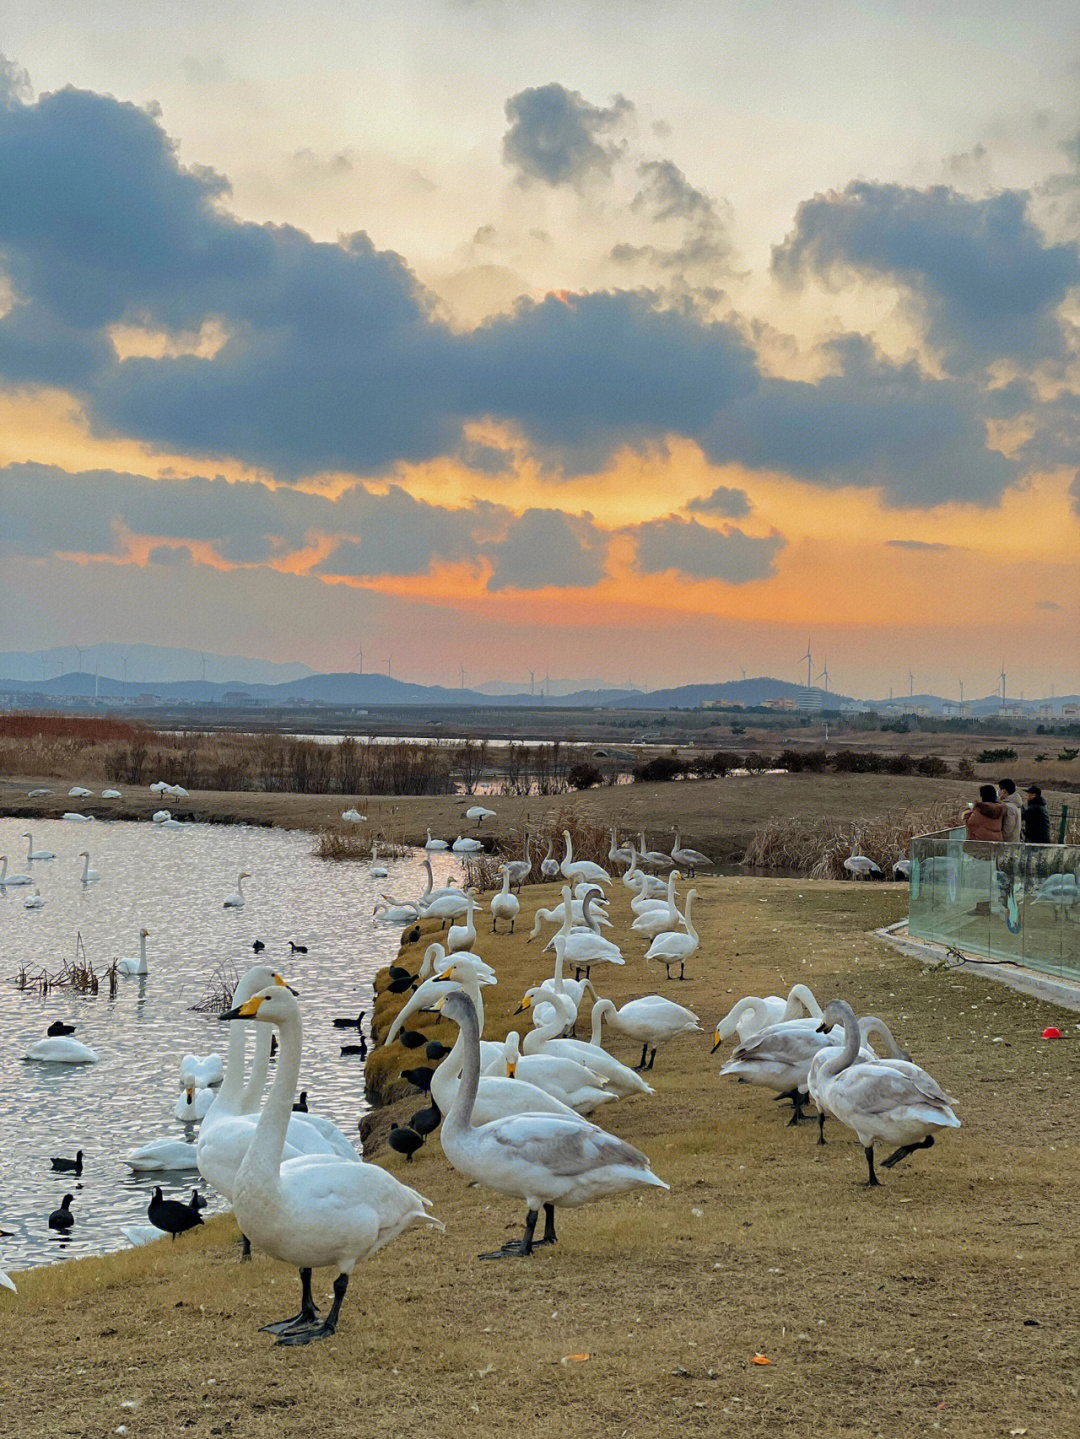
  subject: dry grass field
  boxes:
[3,873,1079,1438]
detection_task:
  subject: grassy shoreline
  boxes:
[0,769,981,864]
[3,873,1079,1437]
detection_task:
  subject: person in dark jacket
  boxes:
[1022,786,1051,844]
[962,785,1006,842]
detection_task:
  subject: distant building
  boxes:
[763,697,798,711]
[222,691,252,705]
[797,690,821,712]
[700,699,743,710]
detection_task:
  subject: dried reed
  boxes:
[742,800,962,879]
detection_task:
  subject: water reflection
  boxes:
[0,816,463,1272]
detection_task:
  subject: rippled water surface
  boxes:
[0,817,462,1272]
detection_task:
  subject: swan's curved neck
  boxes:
[589,998,613,1046]
[720,996,767,1039]
[784,984,822,1020]
[236,876,245,899]
[820,1006,861,1080]
[214,1012,253,1112]
[443,1001,483,1136]
[563,833,574,863]
[81,854,90,880]
[241,1026,274,1113]
[682,891,697,940]
[246,1011,302,1178]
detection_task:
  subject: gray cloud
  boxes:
[632,516,784,582]
[502,83,632,188]
[772,180,1080,372]
[1036,598,1061,609]
[685,485,752,519]
[613,159,732,274]
[885,539,955,551]
[315,488,504,578]
[148,543,194,565]
[0,74,1052,506]
[483,508,607,591]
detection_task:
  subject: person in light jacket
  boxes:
[997,778,1022,842]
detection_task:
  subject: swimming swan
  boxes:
[23,832,56,861]
[25,1037,99,1064]
[224,872,251,908]
[0,856,32,886]
[78,850,100,883]
[117,929,149,976]
[222,985,442,1343]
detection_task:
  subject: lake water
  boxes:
[0,817,463,1273]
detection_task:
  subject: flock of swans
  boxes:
[1,805,963,1339]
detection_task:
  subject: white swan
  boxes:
[23,887,45,909]
[422,890,471,924]
[68,786,92,797]
[713,985,822,1045]
[519,992,654,1097]
[451,834,483,853]
[120,1224,166,1247]
[78,850,100,883]
[540,840,561,880]
[117,929,149,976]
[560,831,611,886]
[488,1031,615,1114]
[388,977,579,1124]
[175,1085,216,1122]
[223,985,443,1343]
[373,898,421,926]
[446,891,478,952]
[540,888,623,975]
[23,832,55,861]
[630,870,683,936]
[424,829,448,851]
[62,812,92,822]
[101,789,122,799]
[224,872,251,908]
[1,1265,16,1293]
[630,867,680,917]
[589,995,700,1070]
[670,828,712,877]
[431,989,667,1258]
[490,867,521,933]
[811,1000,960,1185]
[466,805,496,824]
[0,855,32,886]
[125,1139,199,1171]
[644,888,700,980]
[180,1053,224,1088]
[341,808,366,823]
[25,1036,99,1063]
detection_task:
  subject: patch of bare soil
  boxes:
[2,875,1078,1438]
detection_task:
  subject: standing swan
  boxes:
[644,888,700,980]
[222,986,443,1343]
[224,872,251,909]
[430,989,668,1258]
[812,1000,960,1186]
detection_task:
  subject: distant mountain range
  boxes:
[1,661,1076,717]
[0,643,313,686]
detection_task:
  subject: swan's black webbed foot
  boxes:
[276,1276,347,1345]
[239,1233,251,1262]
[786,1092,810,1127]
[634,1044,650,1071]
[260,1268,322,1333]
[881,1135,935,1169]
[481,1209,539,1259]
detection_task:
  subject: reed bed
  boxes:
[467,807,614,889]
[12,935,115,996]
[742,800,962,878]
[190,962,239,1014]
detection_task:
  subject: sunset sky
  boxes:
[1,2,1078,698]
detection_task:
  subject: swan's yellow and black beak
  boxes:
[710,1029,723,1054]
[272,972,299,995]
[513,994,531,1015]
[435,967,455,982]
[816,1020,833,1035]
[222,995,265,1021]
[506,1061,517,1078]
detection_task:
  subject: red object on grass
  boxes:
[1041,1026,1062,1039]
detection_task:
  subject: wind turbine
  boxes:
[199,652,207,684]
[999,660,1006,709]
[460,663,465,690]
[73,644,85,674]
[800,639,812,691]
[351,645,364,675]
[908,669,915,701]
[816,656,830,696]
[739,666,747,682]
[958,678,964,713]
[121,654,128,686]
[529,669,535,696]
